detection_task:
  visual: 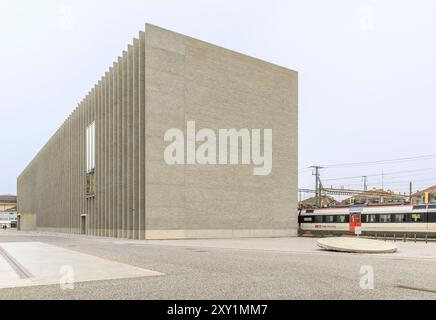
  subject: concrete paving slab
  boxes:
[5,232,436,299]
[0,255,22,285]
[317,237,398,253]
[8,230,436,261]
[0,242,163,289]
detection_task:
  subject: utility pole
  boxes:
[362,176,368,191]
[409,181,413,204]
[311,166,324,208]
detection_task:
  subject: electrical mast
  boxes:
[311,166,324,208]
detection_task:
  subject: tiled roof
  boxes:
[0,195,17,203]
[413,185,436,196]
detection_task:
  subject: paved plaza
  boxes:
[2,229,436,299]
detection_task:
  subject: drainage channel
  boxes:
[0,245,33,279]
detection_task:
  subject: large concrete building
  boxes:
[17,24,298,240]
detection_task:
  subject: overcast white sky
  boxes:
[0,0,435,196]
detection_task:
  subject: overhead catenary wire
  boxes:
[322,166,436,182]
[299,154,436,175]
[321,154,436,169]
[300,154,436,197]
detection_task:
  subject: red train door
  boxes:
[349,208,362,234]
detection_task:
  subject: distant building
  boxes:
[0,195,17,212]
[341,188,406,205]
[0,212,17,229]
[299,196,339,209]
[412,185,436,204]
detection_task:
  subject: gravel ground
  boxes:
[1,230,436,300]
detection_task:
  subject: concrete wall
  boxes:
[17,24,298,240]
[17,213,36,231]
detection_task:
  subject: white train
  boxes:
[299,204,436,236]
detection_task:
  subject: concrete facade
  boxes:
[17,213,36,231]
[17,24,298,240]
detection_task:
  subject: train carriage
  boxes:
[299,204,436,237]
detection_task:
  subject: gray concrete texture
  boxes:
[17,213,36,231]
[17,24,298,240]
[3,231,436,299]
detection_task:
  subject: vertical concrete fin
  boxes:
[127,44,134,239]
[139,31,146,239]
[121,50,128,238]
[133,38,140,240]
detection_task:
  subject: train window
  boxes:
[428,205,436,209]
[337,215,348,223]
[428,213,436,222]
[411,213,424,222]
[394,214,406,222]
[379,214,391,223]
[314,216,323,223]
[324,216,335,223]
[413,205,427,210]
[303,217,313,222]
[364,214,377,223]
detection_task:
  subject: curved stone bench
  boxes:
[317,237,397,253]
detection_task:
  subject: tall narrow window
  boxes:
[86,122,96,196]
